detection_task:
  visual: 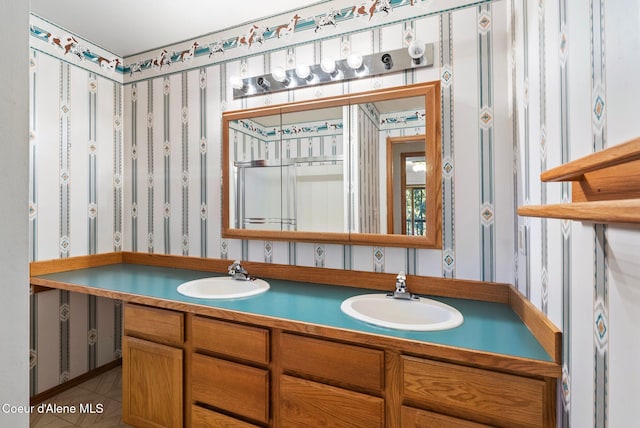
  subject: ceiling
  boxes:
[30,0,324,57]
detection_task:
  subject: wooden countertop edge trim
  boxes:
[29,276,560,379]
[509,287,562,365]
[29,252,124,276]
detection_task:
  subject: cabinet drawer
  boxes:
[402,405,490,428]
[280,333,384,393]
[124,303,183,346]
[402,356,547,428]
[279,375,384,427]
[192,316,269,365]
[192,353,269,424]
[191,404,260,428]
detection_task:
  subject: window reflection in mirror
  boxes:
[385,135,430,236]
[350,96,425,236]
[402,153,426,236]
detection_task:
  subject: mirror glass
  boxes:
[349,96,425,235]
[228,112,283,230]
[386,135,428,235]
[227,106,347,233]
[402,153,427,235]
[280,107,346,233]
[222,82,441,248]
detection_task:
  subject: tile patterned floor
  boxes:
[30,367,131,427]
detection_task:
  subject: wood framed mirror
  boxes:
[222,81,441,248]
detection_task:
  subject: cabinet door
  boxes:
[123,336,183,428]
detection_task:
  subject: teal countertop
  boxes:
[37,264,552,362]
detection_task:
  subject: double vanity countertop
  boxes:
[32,261,558,374]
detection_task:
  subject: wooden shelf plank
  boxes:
[517,199,640,224]
[541,137,640,182]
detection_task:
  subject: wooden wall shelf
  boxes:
[518,137,640,224]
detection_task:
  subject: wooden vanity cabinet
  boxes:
[190,315,270,426]
[119,304,556,428]
[122,303,184,428]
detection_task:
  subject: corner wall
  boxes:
[1,0,30,426]
[512,0,640,426]
[28,18,124,395]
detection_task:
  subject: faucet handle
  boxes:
[395,271,407,292]
[228,260,244,273]
[389,270,418,300]
[228,260,250,280]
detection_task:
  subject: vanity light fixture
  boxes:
[230,44,435,99]
[408,40,426,65]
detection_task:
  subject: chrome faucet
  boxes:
[228,260,251,281]
[387,271,418,300]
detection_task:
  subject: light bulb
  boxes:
[347,53,364,72]
[272,66,288,84]
[320,57,338,77]
[230,75,244,90]
[408,40,426,65]
[295,63,311,80]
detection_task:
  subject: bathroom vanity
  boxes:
[31,252,560,427]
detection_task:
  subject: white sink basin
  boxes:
[176,277,269,299]
[340,294,463,331]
